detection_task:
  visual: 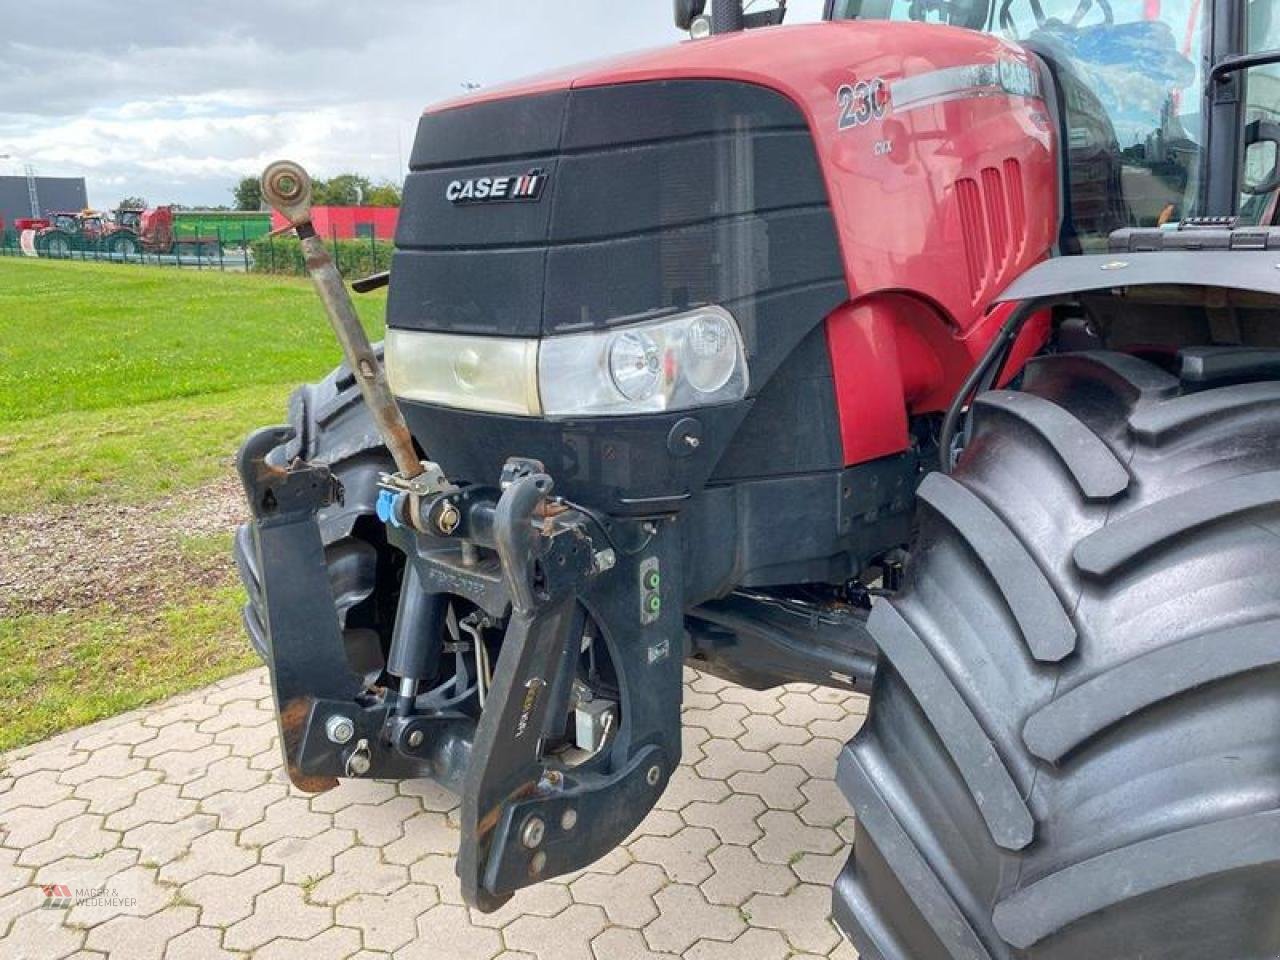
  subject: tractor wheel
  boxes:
[234,350,402,685]
[835,350,1280,960]
[38,230,72,258]
[107,232,138,258]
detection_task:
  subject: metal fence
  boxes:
[0,222,394,278]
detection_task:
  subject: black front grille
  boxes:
[390,79,851,512]
[388,79,847,373]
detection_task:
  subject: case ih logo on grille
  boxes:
[446,169,546,205]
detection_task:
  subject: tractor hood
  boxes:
[383,19,1056,511]
[389,23,864,343]
[388,20,1054,339]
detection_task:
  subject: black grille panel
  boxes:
[389,79,847,378]
[390,79,853,510]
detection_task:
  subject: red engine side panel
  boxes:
[427,21,1060,466]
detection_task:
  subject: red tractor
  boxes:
[235,2,1280,957]
[110,205,221,256]
[31,210,109,257]
[34,205,220,258]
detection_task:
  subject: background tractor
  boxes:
[33,205,221,258]
[236,1,1280,957]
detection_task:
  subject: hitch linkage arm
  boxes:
[458,470,680,911]
[238,435,684,909]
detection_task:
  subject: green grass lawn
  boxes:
[0,258,384,509]
[0,573,251,752]
[0,258,386,751]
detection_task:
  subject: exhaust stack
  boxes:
[675,0,783,35]
[711,0,744,32]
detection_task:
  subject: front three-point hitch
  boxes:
[238,161,685,910]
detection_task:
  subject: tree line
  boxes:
[105,173,402,215]
[232,173,401,211]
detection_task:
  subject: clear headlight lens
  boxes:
[683,311,738,393]
[608,331,663,402]
[385,306,747,419]
[539,306,747,416]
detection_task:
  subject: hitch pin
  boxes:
[259,160,423,481]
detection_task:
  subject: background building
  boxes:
[0,175,87,227]
[269,205,399,240]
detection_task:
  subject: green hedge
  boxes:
[250,234,394,277]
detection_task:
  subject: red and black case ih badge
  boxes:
[446,169,547,204]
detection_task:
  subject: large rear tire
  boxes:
[234,353,401,684]
[835,350,1280,959]
[37,230,73,258]
[106,231,139,258]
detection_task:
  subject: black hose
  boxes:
[938,298,1055,473]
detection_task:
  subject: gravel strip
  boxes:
[0,475,247,619]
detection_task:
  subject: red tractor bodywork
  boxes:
[425,21,1059,468]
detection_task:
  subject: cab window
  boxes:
[830,1,1210,249]
[1240,1,1280,223]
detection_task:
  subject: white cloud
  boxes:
[1,0,825,207]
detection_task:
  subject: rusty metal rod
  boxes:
[260,160,422,479]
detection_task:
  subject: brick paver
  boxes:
[0,668,865,959]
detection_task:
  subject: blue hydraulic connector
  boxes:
[376,488,407,528]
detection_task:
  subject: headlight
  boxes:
[682,311,738,393]
[539,306,747,416]
[385,328,542,416]
[607,331,663,402]
[385,306,748,419]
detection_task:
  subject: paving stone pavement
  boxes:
[0,668,866,959]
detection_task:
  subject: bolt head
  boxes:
[407,729,425,749]
[561,809,578,831]
[436,503,461,535]
[646,764,662,787]
[530,850,547,875]
[521,816,546,849]
[325,715,355,745]
[347,752,371,776]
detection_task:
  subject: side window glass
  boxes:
[983,3,1207,248]
[1239,1,1280,223]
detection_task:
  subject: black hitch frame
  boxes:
[237,431,684,910]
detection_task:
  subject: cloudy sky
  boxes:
[1,0,825,209]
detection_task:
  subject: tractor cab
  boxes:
[114,208,144,232]
[48,212,79,233]
[76,211,108,242]
[829,0,1280,247]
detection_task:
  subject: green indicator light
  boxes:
[644,570,661,591]
[647,595,661,614]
